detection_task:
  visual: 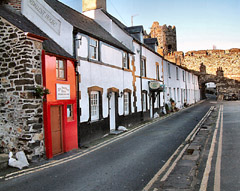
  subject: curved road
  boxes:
[0,101,213,191]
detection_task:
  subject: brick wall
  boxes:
[0,17,44,160]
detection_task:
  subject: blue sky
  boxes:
[59,0,240,53]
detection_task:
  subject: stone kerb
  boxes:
[0,17,44,160]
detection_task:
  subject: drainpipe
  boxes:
[73,33,81,148]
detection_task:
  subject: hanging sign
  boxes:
[149,81,165,92]
[56,84,70,100]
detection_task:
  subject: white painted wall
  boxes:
[76,32,133,122]
[83,9,134,51]
[22,0,73,55]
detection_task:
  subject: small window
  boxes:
[56,59,66,80]
[67,104,73,121]
[176,67,179,80]
[142,92,147,112]
[89,38,98,60]
[156,64,160,80]
[182,71,185,81]
[123,52,129,69]
[168,63,171,78]
[90,91,99,120]
[124,92,130,115]
[141,57,146,77]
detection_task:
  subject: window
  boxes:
[174,88,176,102]
[188,72,190,82]
[177,88,180,102]
[67,104,73,121]
[182,71,185,81]
[176,67,179,80]
[156,64,160,80]
[124,92,130,115]
[141,57,146,77]
[89,38,98,60]
[90,91,99,120]
[168,63,171,78]
[56,59,66,80]
[142,91,147,112]
[169,87,172,100]
[123,52,129,69]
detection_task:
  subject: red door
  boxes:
[50,105,63,156]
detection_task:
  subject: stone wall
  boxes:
[0,17,44,160]
[150,22,177,56]
[183,49,240,81]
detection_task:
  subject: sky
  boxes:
[59,0,240,53]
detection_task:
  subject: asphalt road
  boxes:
[199,101,240,191]
[0,101,212,191]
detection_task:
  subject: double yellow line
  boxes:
[200,104,223,191]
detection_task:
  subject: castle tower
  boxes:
[150,22,177,56]
[82,0,106,12]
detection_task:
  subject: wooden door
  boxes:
[51,105,63,156]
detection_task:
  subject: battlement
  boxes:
[185,48,240,57]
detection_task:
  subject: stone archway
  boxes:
[196,64,240,101]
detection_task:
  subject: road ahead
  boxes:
[0,101,212,191]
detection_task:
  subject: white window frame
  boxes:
[123,52,129,69]
[90,91,99,120]
[89,38,98,60]
[176,67,179,80]
[168,63,171,78]
[141,57,146,77]
[142,92,147,112]
[124,92,130,115]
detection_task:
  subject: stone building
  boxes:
[150,21,177,56]
[0,2,78,160]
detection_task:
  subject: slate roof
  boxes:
[0,5,74,59]
[125,26,144,34]
[144,38,158,44]
[44,0,133,53]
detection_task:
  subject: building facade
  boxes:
[0,0,201,159]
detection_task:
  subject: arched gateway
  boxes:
[196,63,240,100]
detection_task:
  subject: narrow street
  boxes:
[0,102,212,191]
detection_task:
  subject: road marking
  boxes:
[143,106,214,191]
[214,105,223,191]
[200,105,223,191]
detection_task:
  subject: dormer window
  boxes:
[89,38,98,60]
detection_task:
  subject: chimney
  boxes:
[2,0,22,11]
[82,0,106,12]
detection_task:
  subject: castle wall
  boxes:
[183,49,240,81]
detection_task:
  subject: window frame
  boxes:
[141,57,146,77]
[67,104,74,122]
[142,91,148,112]
[176,67,179,80]
[90,91,100,121]
[156,64,160,80]
[56,58,66,80]
[89,37,98,60]
[168,63,171,78]
[123,51,129,69]
[123,92,130,115]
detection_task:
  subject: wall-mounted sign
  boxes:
[56,84,70,100]
[28,0,61,34]
[149,81,165,92]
